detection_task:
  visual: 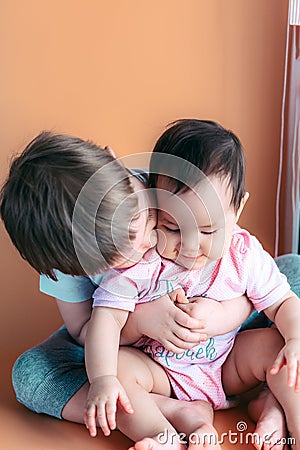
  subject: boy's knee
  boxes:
[12,347,65,418]
[12,349,42,412]
[12,328,87,419]
[275,253,300,297]
[12,349,51,412]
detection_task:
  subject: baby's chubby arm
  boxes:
[84,306,134,437]
[264,291,300,391]
[121,291,207,353]
[177,294,253,337]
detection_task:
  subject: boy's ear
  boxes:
[236,191,249,221]
[104,146,126,168]
[104,146,117,159]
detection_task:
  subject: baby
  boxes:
[84,120,300,449]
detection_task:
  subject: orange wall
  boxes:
[0,0,289,352]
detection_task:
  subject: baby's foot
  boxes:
[248,388,288,449]
[187,422,221,449]
[128,436,185,450]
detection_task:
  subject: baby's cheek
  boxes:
[209,232,230,259]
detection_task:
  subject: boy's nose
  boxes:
[143,229,157,251]
[149,229,157,248]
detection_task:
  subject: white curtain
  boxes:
[275,0,300,255]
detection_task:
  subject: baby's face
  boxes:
[155,175,239,270]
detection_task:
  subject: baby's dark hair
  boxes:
[149,119,246,212]
[0,132,137,279]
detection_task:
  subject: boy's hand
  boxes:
[84,375,134,437]
[123,294,207,353]
[177,297,219,339]
[270,338,300,392]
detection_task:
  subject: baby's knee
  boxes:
[117,347,158,392]
[237,327,284,361]
[259,327,285,358]
[266,326,284,343]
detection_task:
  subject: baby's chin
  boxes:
[176,255,208,271]
[160,252,209,271]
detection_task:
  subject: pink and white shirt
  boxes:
[93,226,290,408]
[93,226,289,313]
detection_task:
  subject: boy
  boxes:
[0,130,251,437]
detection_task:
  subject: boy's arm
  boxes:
[264,291,300,389]
[56,298,92,345]
[177,294,253,337]
[121,294,207,352]
[84,306,133,437]
[57,292,207,353]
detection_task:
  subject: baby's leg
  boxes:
[223,328,300,449]
[248,387,288,450]
[154,395,221,449]
[116,347,185,450]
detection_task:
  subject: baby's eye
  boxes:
[201,230,217,236]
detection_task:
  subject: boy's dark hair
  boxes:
[0,132,137,279]
[149,119,246,211]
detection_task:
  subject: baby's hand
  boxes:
[168,287,189,304]
[270,338,300,392]
[84,375,134,437]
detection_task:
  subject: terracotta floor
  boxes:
[1,356,256,449]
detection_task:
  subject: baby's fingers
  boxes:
[84,404,97,437]
[295,361,300,392]
[169,288,188,304]
[270,351,285,376]
[286,358,298,389]
[97,403,111,437]
[105,400,117,431]
[118,390,134,415]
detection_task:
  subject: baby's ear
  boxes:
[236,192,249,221]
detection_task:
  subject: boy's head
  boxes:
[149,119,248,269]
[0,131,148,279]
